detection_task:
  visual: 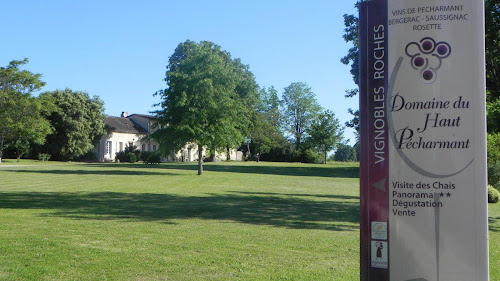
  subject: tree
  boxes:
[309,110,343,164]
[353,141,360,161]
[260,86,281,128]
[0,59,51,163]
[0,59,45,94]
[249,112,286,162]
[334,143,358,162]
[485,0,500,132]
[220,57,259,161]
[40,89,106,160]
[0,94,53,162]
[152,40,258,175]
[246,87,286,162]
[486,0,500,102]
[341,12,361,88]
[340,4,363,134]
[8,139,30,162]
[281,82,322,150]
[5,95,53,161]
[340,1,370,134]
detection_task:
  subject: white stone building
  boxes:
[96,112,242,162]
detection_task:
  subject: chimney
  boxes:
[121,112,129,118]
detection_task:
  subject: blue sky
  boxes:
[2,0,359,143]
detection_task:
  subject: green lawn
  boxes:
[0,160,498,280]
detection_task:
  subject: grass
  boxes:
[0,160,498,280]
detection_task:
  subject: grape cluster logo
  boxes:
[405,37,451,84]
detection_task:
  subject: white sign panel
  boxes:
[359,0,489,280]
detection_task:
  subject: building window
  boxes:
[106,141,112,155]
[119,142,124,152]
[142,144,146,151]
[153,145,157,151]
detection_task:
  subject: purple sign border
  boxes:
[359,0,389,280]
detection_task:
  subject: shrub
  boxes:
[204,156,221,162]
[75,151,98,162]
[488,133,500,185]
[115,151,128,163]
[489,185,500,203]
[38,153,51,162]
[124,143,141,159]
[489,160,500,187]
[145,152,162,165]
[127,152,137,163]
[333,143,357,162]
[259,146,294,162]
[140,151,151,162]
[299,148,322,164]
[115,150,139,163]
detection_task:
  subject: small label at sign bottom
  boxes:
[371,241,388,269]
[371,221,387,240]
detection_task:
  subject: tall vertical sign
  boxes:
[359,1,489,281]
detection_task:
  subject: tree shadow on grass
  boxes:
[490,216,500,232]
[228,191,359,201]
[0,191,359,231]
[2,169,177,176]
[89,163,360,178]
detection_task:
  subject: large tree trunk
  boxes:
[198,144,203,175]
[324,150,327,164]
[226,146,231,161]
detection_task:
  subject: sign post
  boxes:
[359,1,489,280]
